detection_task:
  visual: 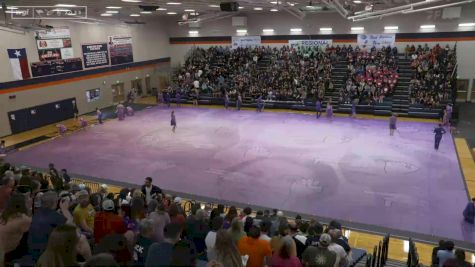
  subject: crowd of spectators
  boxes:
[342,46,399,105]
[172,45,334,103]
[407,44,456,107]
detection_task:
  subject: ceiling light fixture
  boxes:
[353,0,362,3]
[384,25,398,30]
[156,7,167,10]
[209,4,220,7]
[101,13,113,16]
[54,4,77,7]
[420,24,435,29]
[320,27,332,31]
[121,0,142,2]
[290,28,302,32]
[140,11,152,14]
[270,8,278,11]
[351,26,364,31]
[254,7,263,10]
[236,29,248,33]
[184,9,195,12]
[166,12,177,14]
[262,28,275,33]
[459,22,475,27]
[130,13,141,16]
[106,10,119,13]
[239,6,244,9]
[106,6,123,9]
[166,2,182,5]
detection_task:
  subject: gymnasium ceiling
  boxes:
[0,0,473,24]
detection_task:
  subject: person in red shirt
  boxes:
[238,225,272,267]
[94,199,127,244]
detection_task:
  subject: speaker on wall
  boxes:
[220,2,239,12]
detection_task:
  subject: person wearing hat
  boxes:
[462,198,475,224]
[73,190,96,237]
[94,199,127,244]
[302,234,337,267]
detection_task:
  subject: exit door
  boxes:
[112,83,125,103]
[132,79,143,96]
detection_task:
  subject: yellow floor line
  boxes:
[455,138,475,198]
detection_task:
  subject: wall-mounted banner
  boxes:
[82,43,110,68]
[7,48,31,80]
[357,34,395,49]
[31,57,83,77]
[108,35,134,65]
[232,36,261,49]
[35,27,74,61]
[288,39,333,48]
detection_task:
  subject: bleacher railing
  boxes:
[370,234,390,267]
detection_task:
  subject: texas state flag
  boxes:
[7,48,31,80]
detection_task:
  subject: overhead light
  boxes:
[167,2,182,5]
[184,9,195,12]
[166,12,177,14]
[190,12,199,15]
[459,22,475,27]
[254,7,263,10]
[290,28,302,32]
[106,6,123,9]
[121,0,142,2]
[384,25,398,30]
[287,2,296,6]
[209,4,220,7]
[320,27,332,31]
[51,9,71,12]
[54,4,77,7]
[236,29,248,33]
[353,0,362,3]
[420,24,435,29]
[262,28,274,33]
[157,7,167,10]
[130,13,141,16]
[101,13,113,16]
[140,11,152,14]
[189,30,199,34]
[270,8,278,11]
[351,26,364,31]
[106,10,119,13]
[7,6,18,10]
[239,6,244,9]
[270,1,283,3]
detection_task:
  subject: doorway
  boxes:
[112,83,125,103]
[132,78,143,96]
[145,76,151,95]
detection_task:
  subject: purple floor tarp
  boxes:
[6,107,474,243]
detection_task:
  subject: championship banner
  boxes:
[108,35,134,65]
[288,39,332,48]
[357,34,395,49]
[31,58,83,77]
[82,43,110,68]
[232,36,261,49]
[35,27,74,61]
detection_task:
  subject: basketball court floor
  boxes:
[5,106,473,243]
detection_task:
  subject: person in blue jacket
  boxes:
[433,124,446,150]
[463,198,475,224]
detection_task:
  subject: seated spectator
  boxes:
[238,225,272,267]
[302,234,337,267]
[443,249,472,267]
[214,229,244,267]
[437,241,455,267]
[206,216,224,261]
[28,191,73,261]
[328,229,350,267]
[229,217,246,243]
[94,199,127,244]
[73,190,96,237]
[36,224,80,267]
[134,219,156,266]
[432,240,445,267]
[145,223,184,267]
[271,236,302,267]
[0,192,32,266]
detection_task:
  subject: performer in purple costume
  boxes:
[389,113,397,136]
[79,118,88,130]
[315,98,322,119]
[57,124,67,136]
[171,110,177,133]
[326,101,333,120]
[126,106,135,116]
[116,103,126,120]
[96,108,103,124]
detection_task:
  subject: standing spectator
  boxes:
[141,177,162,205]
[28,191,73,261]
[437,241,455,267]
[0,140,6,155]
[148,200,171,242]
[290,221,307,259]
[241,207,253,223]
[328,229,350,267]
[185,209,209,261]
[48,163,63,191]
[259,220,272,242]
[61,169,71,184]
[94,199,127,244]
[134,219,156,266]
[73,190,96,237]
[169,203,186,225]
[224,206,239,229]
[0,193,32,266]
[302,234,337,267]
[238,225,272,267]
[145,223,183,267]
[36,224,79,267]
[229,217,246,243]
[443,249,472,267]
[432,240,445,267]
[206,216,224,261]
[271,236,302,267]
[214,230,244,267]
[305,221,324,247]
[0,176,14,212]
[462,198,475,224]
